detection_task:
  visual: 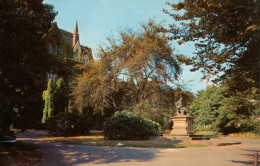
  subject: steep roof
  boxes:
[59,29,73,46]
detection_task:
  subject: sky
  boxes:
[43,0,212,93]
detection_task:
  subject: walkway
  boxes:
[16,130,260,166]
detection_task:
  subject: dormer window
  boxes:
[48,42,52,54]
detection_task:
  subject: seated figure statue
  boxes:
[175,98,188,116]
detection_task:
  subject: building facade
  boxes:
[59,20,93,64]
[43,20,93,82]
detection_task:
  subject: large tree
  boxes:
[72,21,181,125]
[190,85,259,134]
[164,0,259,93]
[0,0,56,129]
[190,85,226,130]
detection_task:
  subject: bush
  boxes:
[46,112,89,137]
[103,111,162,140]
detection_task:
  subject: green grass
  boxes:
[195,130,260,139]
[195,130,225,138]
[195,130,216,135]
[228,132,260,139]
[38,131,207,148]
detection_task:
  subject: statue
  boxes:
[175,98,188,116]
[170,98,194,135]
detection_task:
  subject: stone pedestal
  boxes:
[170,116,194,135]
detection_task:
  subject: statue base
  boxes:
[170,116,194,135]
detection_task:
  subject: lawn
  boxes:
[196,130,260,139]
[38,131,208,148]
[228,132,260,139]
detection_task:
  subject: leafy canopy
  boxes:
[72,20,181,116]
[190,85,259,134]
[190,85,226,130]
[164,0,259,92]
[0,0,56,129]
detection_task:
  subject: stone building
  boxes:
[59,20,92,64]
[43,20,92,82]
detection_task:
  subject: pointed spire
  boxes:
[73,19,80,46]
[74,19,79,34]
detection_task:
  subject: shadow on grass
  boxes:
[39,130,186,148]
[45,137,185,148]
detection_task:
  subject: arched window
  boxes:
[54,44,59,55]
[74,50,78,57]
[48,42,52,54]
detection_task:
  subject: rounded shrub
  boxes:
[103,111,162,140]
[46,112,89,137]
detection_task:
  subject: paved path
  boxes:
[17,131,260,166]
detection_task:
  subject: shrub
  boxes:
[46,112,89,137]
[103,111,162,140]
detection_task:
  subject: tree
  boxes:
[53,77,70,114]
[190,85,226,130]
[0,0,57,129]
[190,85,259,134]
[164,0,260,93]
[132,84,175,128]
[72,20,181,124]
[133,84,194,129]
[42,77,72,123]
[213,94,256,134]
[42,79,54,123]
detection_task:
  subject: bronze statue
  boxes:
[175,98,188,116]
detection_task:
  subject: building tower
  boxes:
[73,20,80,46]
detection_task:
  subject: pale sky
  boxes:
[43,0,211,93]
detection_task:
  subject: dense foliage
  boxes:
[213,95,256,134]
[46,112,89,137]
[190,85,260,134]
[132,85,194,129]
[53,77,70,114]
[190,85,226,130]
[0,0,57,129]
[42,79,54,123]
[164,0,260,93]
[72,21,186,128]
[103,111,162,140]
[72,21,181,112]
[42,77,71,123]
